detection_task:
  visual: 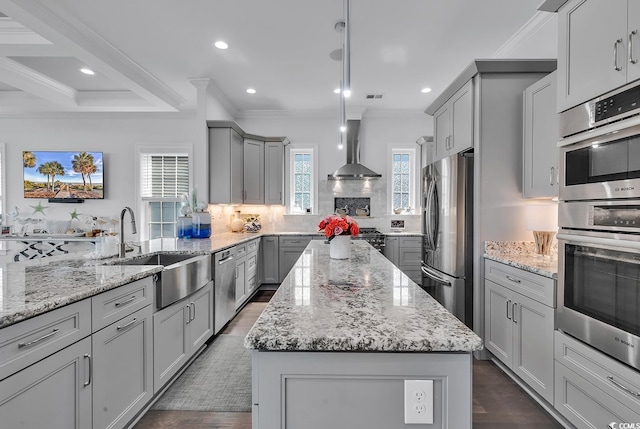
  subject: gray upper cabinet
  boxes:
[557,0,638,112]
[432,80,473,162]
[243,138,265,204]
[264,141,284,205]
[209,127,244,204]
[523,71,559,198]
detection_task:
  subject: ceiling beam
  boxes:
[0,56,76,106]
[0,0,185,111]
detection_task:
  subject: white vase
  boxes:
[330,235,351,259]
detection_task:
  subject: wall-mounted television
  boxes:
[23,151,104,200]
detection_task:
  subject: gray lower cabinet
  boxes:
[554,331,640,428]
[384,236,421,284]
[279,235,314,282]
[236,239,260,309]
[384,236,399,265]
[153,282,214,393]
[0,336,92,428]
[484,260,555,404]
[92,305,153,429]
[261,235,279,284]
[235,257,247,308]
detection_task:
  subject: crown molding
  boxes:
[235,107,427,120]
[205,79,238,118]
[492,11,555,58]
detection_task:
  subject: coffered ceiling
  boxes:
[0,0,557,115]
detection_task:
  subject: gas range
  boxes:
[355,228,385,252]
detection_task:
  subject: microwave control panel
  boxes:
[594,84,640,123]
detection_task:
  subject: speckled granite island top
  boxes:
[484,241,558,279]
[245,240,482,352]
[0,258,161,328]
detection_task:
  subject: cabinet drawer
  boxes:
[555,361,640,427]
[91,277,153,332]
[235,243,247,258]
[555,331,640,414]
[279,235,313,248]
[398,248,421,267]
[398,236,421,248]
[0,299,91,381]
[247,253,258,277]
[247,239,260,254]
[484,259,555,307]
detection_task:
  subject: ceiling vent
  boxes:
[365,94,384,99]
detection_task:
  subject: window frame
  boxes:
[135,144,193,241]
[286,144,318,215]
[387,146,418,214]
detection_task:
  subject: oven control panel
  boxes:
[593,205,640,228]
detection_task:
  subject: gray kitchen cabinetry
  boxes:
[484,259,555,404]
[554,331,640,428]
[264,141,284,205]
[261,235,279,284]
[384,236,421,284]
[153,281,213,392]
[557,0,640,112]
[279,235,314,283]
[244,138,265,204]
[236,239,260,309]
[0,336,92,428]
[432,79,473,162]
[92,305,153,429]
[209,126,244,204]
[523,71,559,198]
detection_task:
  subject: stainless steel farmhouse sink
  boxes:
[107,252,211,309]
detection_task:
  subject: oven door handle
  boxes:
[421,265,452,286]
[557,233,640,251]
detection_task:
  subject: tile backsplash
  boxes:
[208,178,420,234]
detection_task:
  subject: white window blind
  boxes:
[140,153,189,199]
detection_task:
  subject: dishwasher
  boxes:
[214,248,236,334]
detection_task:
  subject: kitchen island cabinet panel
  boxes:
[0,337,92,429]
[92,305,153,429]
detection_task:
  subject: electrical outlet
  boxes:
[404,380,434,424]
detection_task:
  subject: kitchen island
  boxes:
[245,240,483,429]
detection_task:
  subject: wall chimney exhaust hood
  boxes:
[328,119,381,180]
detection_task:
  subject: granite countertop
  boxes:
[484,241,558,279]
[0,258,161,328]
[245,240,482,353]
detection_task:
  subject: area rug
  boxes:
[152,334,252,412]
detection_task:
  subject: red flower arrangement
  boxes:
[318,214,360,241]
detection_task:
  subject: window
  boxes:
[0,143,4,224]
[288,146,317,214]
[388,147,417,213]
[139,151,190,240]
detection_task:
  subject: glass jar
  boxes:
[176,216,192,239]
[192,212,211,238]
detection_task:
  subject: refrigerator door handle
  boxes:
[421,265,452,286]
[424,180,437,250]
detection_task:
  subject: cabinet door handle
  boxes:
[235,267,238,279]
[84,353,92,387]
[614,38,623,71]
[512,303,518,324]
[506,299,511,320]
[18,328,59,349]
[607,376,640,397]
[186,305,191,324]
[549,166,555,186]
[114,295,136,307]
[630,30,638,64]
[506,275,521,284]
[190,302,196,321]
[116,317,137,331]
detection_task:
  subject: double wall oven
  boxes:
[558,80,640,371]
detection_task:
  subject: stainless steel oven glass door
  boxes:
[558,231,640,370]
[560,122,640,201]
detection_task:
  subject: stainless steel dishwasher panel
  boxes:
[214,248,236,334]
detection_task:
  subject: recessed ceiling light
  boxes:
[80,68,95,75]
[214,41,229,50]
[421,87,432,93]
[334,88,341,94]
[246,88,256,94]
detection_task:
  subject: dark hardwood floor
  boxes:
[134,290,563,429]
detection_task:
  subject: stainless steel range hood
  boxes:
[328,119,381,180]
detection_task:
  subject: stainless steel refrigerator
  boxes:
[421,152,473,327]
